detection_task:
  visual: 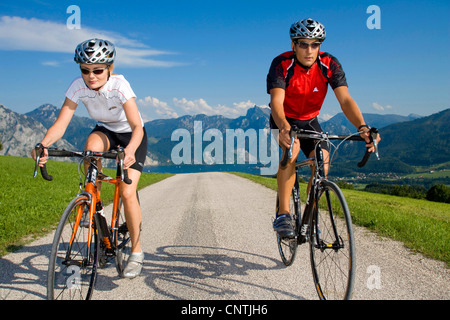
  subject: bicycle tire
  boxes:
[114,191,139,277]
[113,198,131,276]
[47,194,99,300]
[309,180,355,300]
[276,187,300,266]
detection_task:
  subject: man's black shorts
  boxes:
[269,115,329,157]
[91,125,148,172]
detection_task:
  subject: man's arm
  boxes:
[334,86,380,150]
[334,86,366,129]
[269,88,291,149]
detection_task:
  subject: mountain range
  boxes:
[1,103,448,174]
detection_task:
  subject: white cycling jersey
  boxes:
[65,75,144,133]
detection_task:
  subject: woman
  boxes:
[31,38,147,278]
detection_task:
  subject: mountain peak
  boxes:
[245,105,270,118]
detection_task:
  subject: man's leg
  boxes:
[274,140,300,238]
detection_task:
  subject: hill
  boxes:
[25,104,97,150]
[0,105,74,157]
[1,103,449,176]
[378,108,450,166]
[321,112,420,135]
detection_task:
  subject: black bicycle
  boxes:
[275,126,379,300]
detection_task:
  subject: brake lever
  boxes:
[116,147,132,185]
[33,144,41,178]
[370,128,380,160]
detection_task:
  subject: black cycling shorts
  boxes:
[90,125,148,172]
[270,115,329,157]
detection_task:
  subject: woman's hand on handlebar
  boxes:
[31,144,48,167]
[123,146,137,170]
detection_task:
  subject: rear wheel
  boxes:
[276,187,300,266]
[114,191,139,277]
[114,197,131,276]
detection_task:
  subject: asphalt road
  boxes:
[1,172,449,300]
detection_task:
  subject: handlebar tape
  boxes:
[123,169,133,185]
[40,164,53,181]
[357,151,372,168]
[280,149,290,168]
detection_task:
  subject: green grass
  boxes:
[232,172,450,266]
[0,155,172,256]
[2,156,448,266]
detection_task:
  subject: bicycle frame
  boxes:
[292,146,325,245]
[68,158,124,267]
[291,135,357,247]
[33,145,132,268]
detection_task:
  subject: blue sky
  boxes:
[0,0,449,121]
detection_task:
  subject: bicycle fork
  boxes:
[63,193,96,268]
[312,189,345,252]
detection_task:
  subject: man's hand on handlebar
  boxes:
[359,126,381,155]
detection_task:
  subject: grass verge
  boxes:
[231,172,450,266]
[0,156,172,256]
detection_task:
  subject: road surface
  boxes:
[1,172,448,300]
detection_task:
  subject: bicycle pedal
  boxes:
[118,223,128,234]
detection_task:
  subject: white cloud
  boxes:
[173,98,257,118]
[173,97,216,116]
[41,60,62,67]
[137,96,179,119]
[372,102,393,111]
[0,16,181,67]
[138,96,259,120]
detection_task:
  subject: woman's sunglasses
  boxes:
[294,40,322,50]
[80,66,109,75]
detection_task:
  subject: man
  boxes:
[267,18,379,238]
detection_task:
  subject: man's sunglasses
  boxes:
[80,66,109,75]
[294,41,322,50]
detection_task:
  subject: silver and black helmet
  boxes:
[74,38,115,64]
[290,18,326,41]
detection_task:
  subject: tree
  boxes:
[426,184,450,203]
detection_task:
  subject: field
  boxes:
[0,155,172,256]
[232,172,450,266]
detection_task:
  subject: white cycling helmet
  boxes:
[74,38,115,64]
[290,18,326,41]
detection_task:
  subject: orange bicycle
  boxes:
[33,144,134,300]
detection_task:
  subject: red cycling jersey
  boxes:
[267,51,347,120]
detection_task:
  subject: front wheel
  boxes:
[309,180,355,300]
[47,194,98,300]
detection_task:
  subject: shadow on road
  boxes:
[96,245,306,300]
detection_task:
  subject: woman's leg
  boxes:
[120,168,142,254]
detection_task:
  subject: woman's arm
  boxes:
[31,98,77,165]
[122,97,144,169]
